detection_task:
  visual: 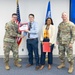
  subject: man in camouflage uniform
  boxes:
[3,13,22,70]
[57,12,75,73]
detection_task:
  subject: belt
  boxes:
[28,38,38,40]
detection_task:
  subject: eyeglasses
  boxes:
[13,17,17,18]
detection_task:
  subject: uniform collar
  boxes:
[10,20,15,25]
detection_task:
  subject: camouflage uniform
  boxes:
[57,21,75,64]
[3,21,21,63]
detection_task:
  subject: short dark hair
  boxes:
[12,13,17,17]
[29,14,34,17]
[45,17,54,25]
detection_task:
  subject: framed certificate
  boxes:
[19,24,28,31]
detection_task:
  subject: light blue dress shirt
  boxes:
[23,21,39,39]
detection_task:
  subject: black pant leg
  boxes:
[40,43,46,65]
[48,44,54,65]
[32,39,39,66]
[27,39,33,65]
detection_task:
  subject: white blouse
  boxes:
[40,25,56,44]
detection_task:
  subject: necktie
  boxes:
[28,23,32,38]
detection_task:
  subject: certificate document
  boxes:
[19,25,28,31]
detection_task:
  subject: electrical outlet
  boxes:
[22,49,24,51]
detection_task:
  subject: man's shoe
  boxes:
[57,63,65,69]
[68,64,74,74]
[26,64,33,68]
[35,66,40,70]
[14,60,22,68]
[5,63,10,70]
